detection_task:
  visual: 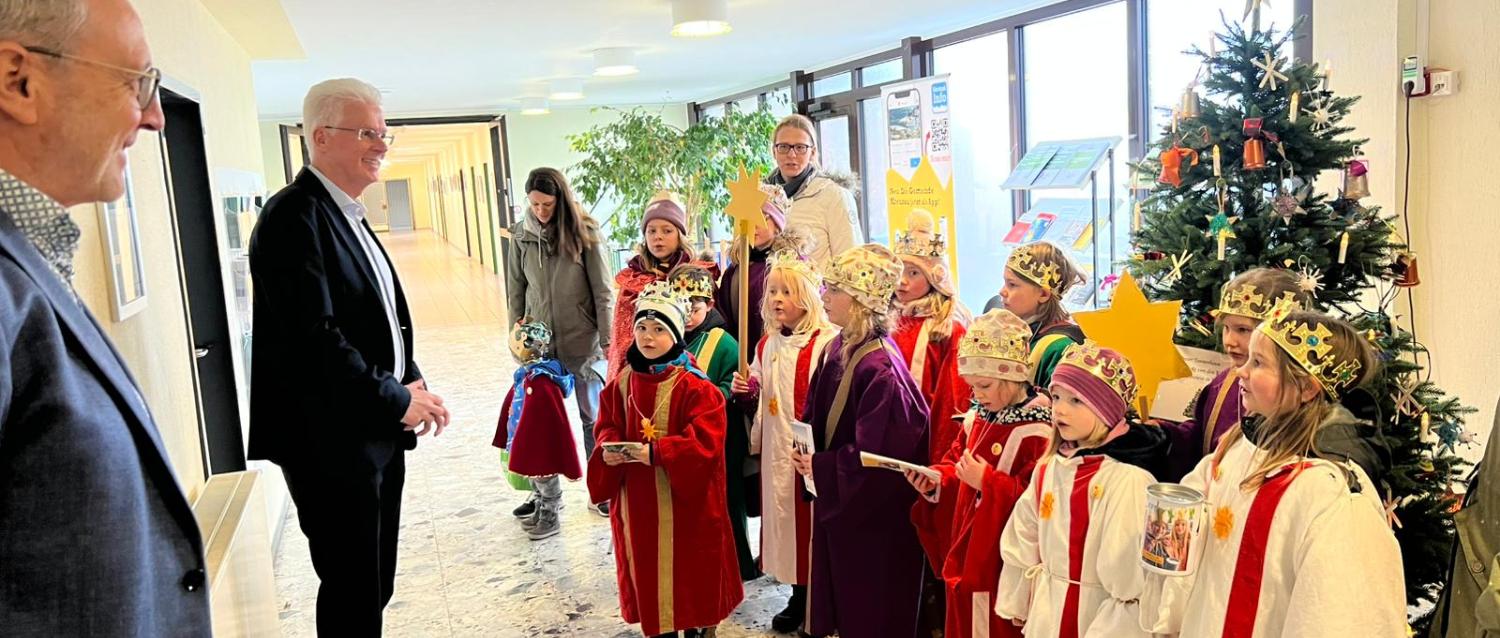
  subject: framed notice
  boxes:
[97,166,147,321]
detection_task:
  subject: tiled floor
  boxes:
[274,231,786,637]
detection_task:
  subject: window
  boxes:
[934,30,1013,312]
[700,102,726,121]
[1147,0,1299,144]
[770,86,794,117]
[732,95,761,114]
[812,72,852,97]
[816,114,852,175]
[1022,2,1130,303]
[859,97,889,246]
[861,59,903,87]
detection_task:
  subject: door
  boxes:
[809,106,866,236]
[279,124,309,184]
[360,181,389,231]
[387,179,414,231]
[161,88,245,475]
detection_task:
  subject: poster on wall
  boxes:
[883,74,958,280]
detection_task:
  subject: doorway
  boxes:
[161,87,245,475]
[386,179,414,231]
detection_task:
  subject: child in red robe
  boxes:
[908,308,1052,638]
[587,282,743,638]
[491,318,581,540]
[892,208,973,461]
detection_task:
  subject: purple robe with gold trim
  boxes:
[1160,368,1242,482]
[803,335,930,638]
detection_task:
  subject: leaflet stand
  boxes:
[1000,137,1122,308]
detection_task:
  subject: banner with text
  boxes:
[883,75,957,279]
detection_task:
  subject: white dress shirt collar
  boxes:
[306,165,366,220]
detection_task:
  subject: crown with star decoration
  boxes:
[1256,298,1363,399]
[1006,244,1064,292]
[668,265,716,301]
[768,248,821,289]
[1058,340,1139,407]
[893,209,948,260]
[1212,283,1305,321]
[825,244,902,314]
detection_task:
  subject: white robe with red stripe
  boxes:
[747,326,836,585]
[1139,436,1405,637]
[996,453,1155,638]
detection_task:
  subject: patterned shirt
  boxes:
[0,169,81,286]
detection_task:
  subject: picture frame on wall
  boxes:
[98,166,148,321]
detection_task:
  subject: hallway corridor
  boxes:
[273,231,783,636]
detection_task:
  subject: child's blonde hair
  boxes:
[836,289,897,363]
[1211,311,1379,490]
[901,290,972,342]
[760,264,829,338]
[1009,242,1086,327]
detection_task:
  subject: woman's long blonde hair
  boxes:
[1210,311,1379,490]
[1011,242,1086,327]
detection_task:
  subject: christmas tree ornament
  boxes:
[1289,91,1300,123]
[1296,264,1324,297]
[1393,376,1423,417]
[1253,51,1288,91]
[1165,250,1195,284]
[1072,272,1192,416]
[1309,95,1333,131]
[1212,145,1222,176]
[1436,418,1462,455]
[1343,158,1371,199]
[1205,211,1238,260]
[1318,59,1333,91]
[1243,138,1267,169]
[1158,146,1199,187]
[1337,231,1350,263]
[1274,174,1310,224]
[1181,86,1202,118]
[1393,251,1421,287]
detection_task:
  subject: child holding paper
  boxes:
[996,341,1166,638]
[1158,268,1311,481]
[793,244,929,638]
[587,282,743,638]
[1140,308,1404,636]
[907,309,1052,638]
[730,248,836,633]
[999,242,1087,387]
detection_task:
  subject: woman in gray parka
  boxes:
[506,167,615,517]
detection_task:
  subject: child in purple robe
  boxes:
[790,244,930,638]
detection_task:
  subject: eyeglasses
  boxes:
[773,143,814,157]
[24,46,161,110]
[323,126,396,146]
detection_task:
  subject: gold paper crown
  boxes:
[959,313,1031,365]
[669,268,716,300]
[894,210,947,260]
[825,244,902,314]
[635,281,690,332]
[1213,283,1303,320]
[1006,244,1063,292]
[768,249,822,289]
[1058,340,1139,406]
[1257,299,1363,399]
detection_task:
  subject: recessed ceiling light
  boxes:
[549,78,585,101]
[593,47,639,77]
[520,96,550,115]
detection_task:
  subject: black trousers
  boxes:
[282,449,406,637]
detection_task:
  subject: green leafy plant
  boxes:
[567,104,780,246]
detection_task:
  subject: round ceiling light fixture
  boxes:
[671,0,731,38]
[593,47,639,77]
[520,96,550,115]
[548,78,586,101]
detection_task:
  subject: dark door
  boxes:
[161,88,245,474]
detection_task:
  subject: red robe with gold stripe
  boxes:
[911,405,1052,638]
[587,363,744,636]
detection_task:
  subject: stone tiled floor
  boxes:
[274,231,787,637]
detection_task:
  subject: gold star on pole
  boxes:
[1253,51,1288,91]
[1073,272,1192,417]
[725,163,769,238]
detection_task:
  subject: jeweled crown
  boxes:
[959,314,1031,365]
[1257,298,1362,399]
[768,248,821,289]
[825,245,902,314]
[1058,340,1139,406]
[1214,283,1302,320]
[669,267,716,301]
[1006,244,1063,292]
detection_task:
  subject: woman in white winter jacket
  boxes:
[765,114,863,269]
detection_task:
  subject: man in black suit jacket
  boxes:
[249,77,449,636]
[0,0,209,633]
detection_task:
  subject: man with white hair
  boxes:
[249,77,449,635]
[0,0,210,633]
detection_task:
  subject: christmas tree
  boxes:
[1129,17,1473,616]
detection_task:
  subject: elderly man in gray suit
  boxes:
[0,0,209,634]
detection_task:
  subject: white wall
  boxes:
[1315,0,1500,462]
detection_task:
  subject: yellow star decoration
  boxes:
[1091,484,1104,500]
[725,163,770,239]
[1214,506,1235,540]
[640,417,661,442]
[1073,272,1192,416]
[768,396,781,417]
[1039,492,1056,521]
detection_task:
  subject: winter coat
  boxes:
[504,213,614,372]
[776,169,862,268]
[1431,397,1500,638]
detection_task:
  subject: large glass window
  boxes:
[816,114,852,175]
[812,72,853,97]
[1147,0,1299,144]
[1022,2,1130,306]
[934,31,1013,312]
[861,59,903,87]
[770,86,794,117]
[859,97,889,246]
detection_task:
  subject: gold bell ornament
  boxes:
[1344,158,1371,200]
[1180,86,1202,119]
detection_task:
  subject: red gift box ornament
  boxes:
[1158,146,1200,187]
[1242,117,1264,137]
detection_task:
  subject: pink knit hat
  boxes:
[642,190,688,235]
[758,183,791,231]
[1049,341,1139,427]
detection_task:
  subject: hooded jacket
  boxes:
[504,212,614,372]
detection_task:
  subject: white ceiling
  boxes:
[252,0,1054,120]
